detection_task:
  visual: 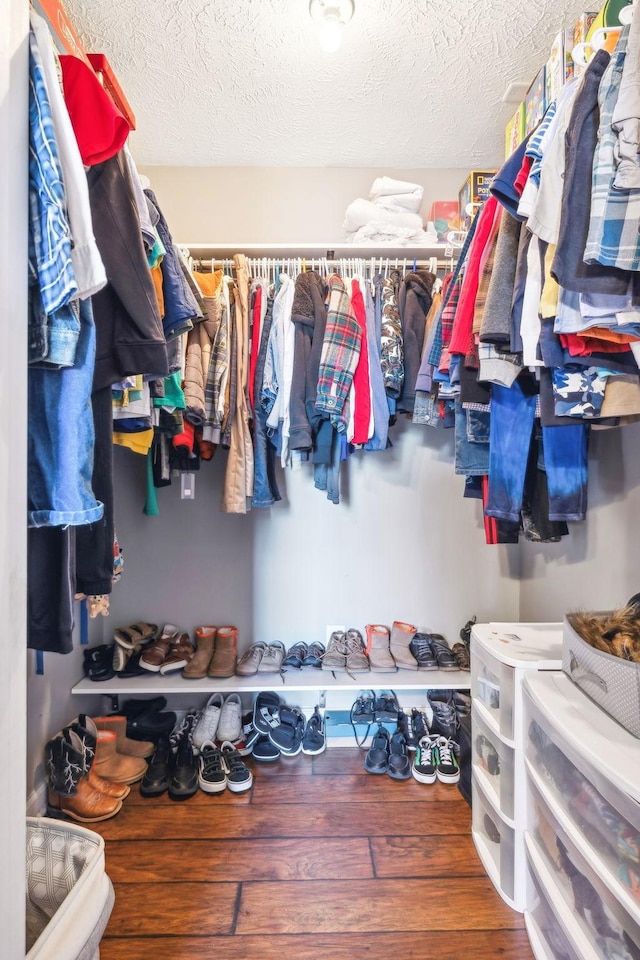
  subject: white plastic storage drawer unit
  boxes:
[472,699,515,820]
[523,671,640,960]
[470,622,563,913]
[525,858,583,960]
[472,769,516,903]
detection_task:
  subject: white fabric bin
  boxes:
[26,817,114,960]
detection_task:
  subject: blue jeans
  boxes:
[252,296,282,508]
[28,298,104,527]
[486,381,588,523]
[454,402,489,476]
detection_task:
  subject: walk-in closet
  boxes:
[8,0,640,957]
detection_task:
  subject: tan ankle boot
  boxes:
[93,730,147,784]
[365,624,397,673]
[208,625,237,678]
[183,626,216,679]
[390,621,419,670]
[93,715,154,758]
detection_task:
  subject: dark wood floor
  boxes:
[92,747,533,960]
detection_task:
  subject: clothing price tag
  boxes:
[181,473,195,500]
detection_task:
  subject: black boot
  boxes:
[83,644,116,681]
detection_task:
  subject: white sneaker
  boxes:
[192,693,223,750]
[216,693,242,743]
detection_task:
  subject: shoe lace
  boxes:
[411,636,433,660]
[437,738,456,767]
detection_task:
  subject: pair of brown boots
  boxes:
[366,621,418,671]
[183,625,238,679]
[46,715,154,823]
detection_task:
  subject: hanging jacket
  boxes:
[379,274,404,399]
[397,270,435,413]
[289,271,328,452]
[87,151,168,390]
[183,269,223,426]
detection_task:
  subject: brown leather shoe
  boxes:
[94,730,147,784]
[93,714,154,758]
[208,625,237,678]
[183,626,216,679]
[160,632,195,674]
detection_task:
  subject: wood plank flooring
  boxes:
[92,746,532,960]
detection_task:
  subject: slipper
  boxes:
[364,724,390,774]
[253,692,281,734]
[113,622,158,650]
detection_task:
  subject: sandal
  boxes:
[113,622,158,650]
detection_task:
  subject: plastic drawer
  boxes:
[472,770,515,904]
[526,862,582,960]
[470,642,515,740]
[472,701,515,820]
[525,686,640,912]
[527,781,640,960]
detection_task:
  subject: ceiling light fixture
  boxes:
[309,0,355,53]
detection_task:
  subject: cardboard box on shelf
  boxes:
[505,102,526,159]
[459,172,497,227]
[546,29,575,105]
[525,65,547,135]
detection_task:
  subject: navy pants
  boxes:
[486,381,588,523]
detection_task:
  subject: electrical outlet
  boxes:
[326,624,345,645]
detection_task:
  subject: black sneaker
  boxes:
[168,736,199,800]
[302,707,326,755]
[409,708,429,747]
[268,706,305,756]
[302,641,325,668]
[434,737,460,783]
[374,691,399,722]
[409,633,438,671]
[429,634,459,671]
[140,737,171,797]
[220,741,253,792]
[252,735,281,762]
[283,641,308,669]
[412,735,438,784]
[350,690,375,724]
[396,709,415,749]
[387,731,411,780]
[198,741,227,794]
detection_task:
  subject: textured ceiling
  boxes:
[64,0,589,168]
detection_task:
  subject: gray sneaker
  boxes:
[322,631,347,672]
[344,629,370,674]
[236,641,266,677]
[257,641,286,674]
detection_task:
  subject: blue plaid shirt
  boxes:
[584,27,640,271]
[29,27,77,316]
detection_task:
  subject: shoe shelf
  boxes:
[72,668,472,697]
[523,671,640,959]
[470,622,563,915]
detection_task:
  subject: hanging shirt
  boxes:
[349,278,373,445]
[315,275,362,433]
[30,12,106,301]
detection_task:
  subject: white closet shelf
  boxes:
[72,669,471,696]
[179,241,453,260]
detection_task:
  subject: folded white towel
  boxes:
[370,176,423,198]
[344,198,424,234]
